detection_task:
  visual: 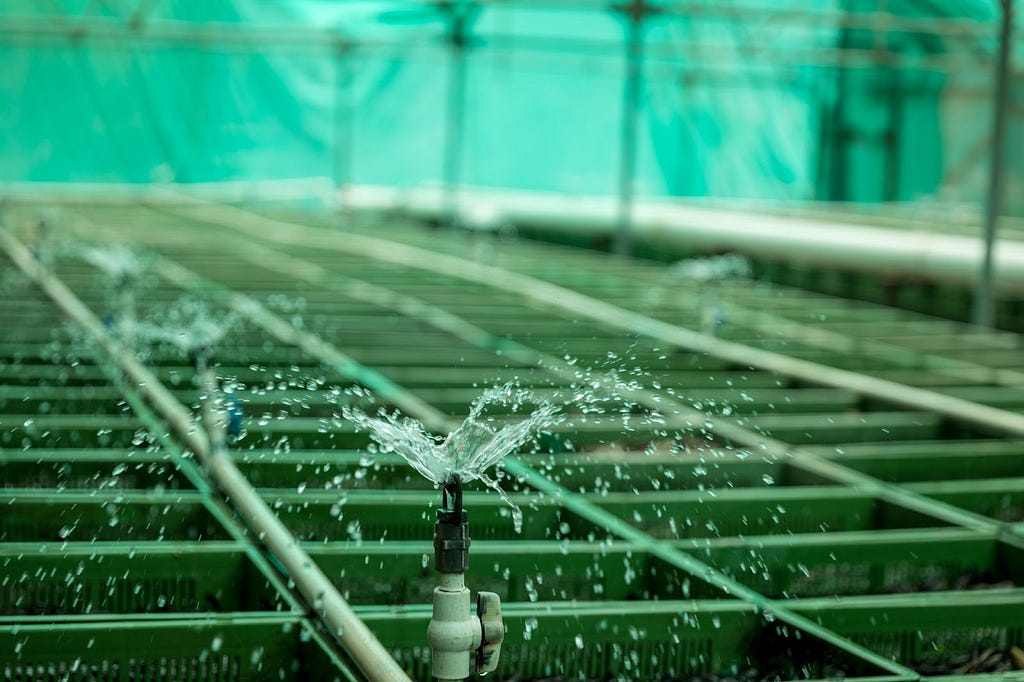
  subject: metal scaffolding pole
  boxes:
[973,0,1014,328]
[333,42,355,209]
[612,0,650,257]
[442,3,477,229]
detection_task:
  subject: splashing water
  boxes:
[341,383,561,533]
[81,244,143,282]
[133,298,239,354]
[641,254,750,315]
[672,254,751,283]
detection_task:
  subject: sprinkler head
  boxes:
[225,394,244,442]
[435,475,470,574]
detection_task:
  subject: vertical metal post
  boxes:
[444,7,470,229]
[973,0,1014,328]
[613,1,647,257]
[883,68,903,203]
[333,41,354,211]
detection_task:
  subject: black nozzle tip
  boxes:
[442,474,463,516]
[435,474,469,573]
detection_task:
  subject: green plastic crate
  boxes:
[359,600,898,681]
[265,491,601,543]
[599,488,949,540]
[793,590,1024,675]
[0,449,187,491]
[307,541,723,607]
[0,492,228,543]
[0,543,285,615]
[0,615,344,681]
[684,529,1023,598]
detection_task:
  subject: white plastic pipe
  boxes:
[0,228,411,682]
[427,573,480,682]
[343,184,1024,291]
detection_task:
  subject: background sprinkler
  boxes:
[82,244,143,346]
[32,217,49,265]
[131,300,245,449]
[673,254,751,336]
[111,269,136,346]
[188,344,245,446]
[428,474,504,681]
[190,344,227,445]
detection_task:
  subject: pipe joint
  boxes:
[427,583,504,680]
[427,583,481,680]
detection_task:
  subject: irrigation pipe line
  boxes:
[166,199,1024,439]
[340,184,1024,291]
[0,228,412,682]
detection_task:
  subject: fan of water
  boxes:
[342,383,562,532]
[672,254,751,283]
[81,244,143,282]
[133,298,239,354]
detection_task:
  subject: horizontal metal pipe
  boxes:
[344,184,1024,292]
[0,15,1010,75]
[0,4,999,44]
[0,227,411,682]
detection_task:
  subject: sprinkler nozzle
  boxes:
[428,474,505,678]
[435,474,470,575]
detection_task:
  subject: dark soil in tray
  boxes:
[888,569,1016,594]
[913,646,1024,676]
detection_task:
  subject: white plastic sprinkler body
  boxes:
[116,274,136,346]
[699,282,725,336]
[429,477,504,681]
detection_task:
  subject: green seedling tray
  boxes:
[814,441,1024,483]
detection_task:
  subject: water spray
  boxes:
[673,254,750,336]
[83,244,142,346]
[428,474,503,681]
